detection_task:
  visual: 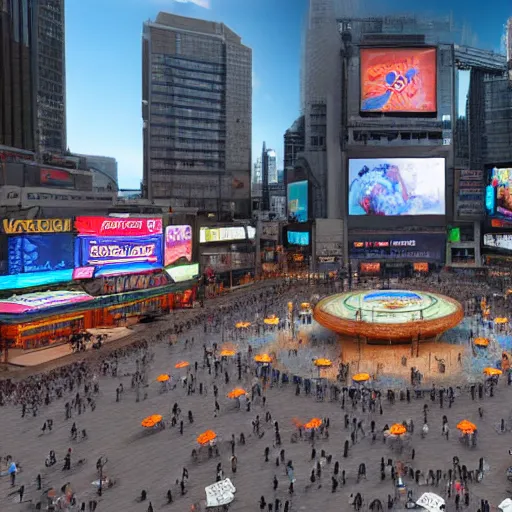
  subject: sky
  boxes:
[65,0,511,189]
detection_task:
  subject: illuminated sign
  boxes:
[40,168,74,188]
[165,263,200,283]
[100,271,170,295]
[414,262,429,272]
[287,231,310,246]
[0,291,94,314]
[483,233,512,251]
[318,256,337,264]
[165,225,192,267]
[0,270,74,291]
[360,262,381,274]
[2,218,72,234]
[200,227,247,243]
[287,181,308,222]
[73,267,95,280]
[75,216,163,237]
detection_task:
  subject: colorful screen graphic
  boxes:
[485,167,512,219]
[8,234,74,274]
[0,291,94,314]
[75,235,163,277]
[199,227,247,243]
[287,231,310,246]
[165,263,200,283]
[75,217,163,237]
[360,47,437,113]
[348,158,445,216]
[165,225,192,267]
[287,181,308,222]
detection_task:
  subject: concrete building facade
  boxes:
[72,153,119,192]
[142,12,252,219]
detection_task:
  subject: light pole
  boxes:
[97,456,107,496]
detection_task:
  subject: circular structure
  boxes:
[314,290,463,343]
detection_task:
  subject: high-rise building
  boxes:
[267,149,278,184]
[71,153,119,191]
[142,12,252,218]
[0,0,66,154]
[507,17,512,84]
[253,157,262,184]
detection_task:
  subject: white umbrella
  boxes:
[499,498,512,512]
[416,492,445,512]
[205,478,236,507]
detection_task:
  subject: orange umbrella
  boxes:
[254,353,272,363]
[227,388,247,399]
[495,317,508,324]
[141,414,163,428]
[456,420,477,432]
[304,418,322,430]
[264,315,279,325]
[483,367,502,376]
[474,338,489,347]
[175,361,190,369]
[156,374,170,382]
[389,423,407,436]
[220,349,236,357]
[314,358,332,368]
[197,430,217,445]
[352,372,370,382]
[235,322,251,329]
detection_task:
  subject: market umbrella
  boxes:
[389,424,407,436]
[235,322,251,329]
[483,367,502,376]
[197,430,217,445]
[220,349,236,357]
[352,372,370,382]
[456,420,477,432]
[227,388,247,399]
[254,354,272,363]
[495,317,509,324]
[314,358,332,368]
[175,361,190,369]
[264,315,279,326]
[304,418,322,430]
[499,498,512,512]
[416,492,445,512]
[141,414,163,428]
[156,374,170,382]
[474,338,489,347]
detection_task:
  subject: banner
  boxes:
[165,225,192,267]
[8,234,74,275]
[75,217,163,237]
[2,218,72,234]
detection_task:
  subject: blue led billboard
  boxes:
[287,231,310,246]
[287,181,308,222]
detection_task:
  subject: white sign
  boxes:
[416,492,445,512]
[261,222,279,241]
[484,233,512,251]
[200,227,247,244]
[205,478,236,507]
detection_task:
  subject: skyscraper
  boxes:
[142,12,252,218]
[267,149,278,184]
[0,0,66,154]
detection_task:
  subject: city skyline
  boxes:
[66,0,511,189]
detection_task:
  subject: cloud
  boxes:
[171,0,211,7]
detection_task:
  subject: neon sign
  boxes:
[0,291,94,314]
[75,216,163,237]
[2,218,72,234]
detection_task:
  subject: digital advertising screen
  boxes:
[287,231,310,246]
[485,166,512,219]
[360,47,437,113]
[165,225,192,267]
[483,233,512,251]
[75,235,163,277]
[75,216,163,237]
[199,226,247,244]
[287,180,308,222]
[165,263,200,283]
[348,158,445,216]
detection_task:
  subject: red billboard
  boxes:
[41,168,74,187]
[360,47,437,113]
[75,217,163,237]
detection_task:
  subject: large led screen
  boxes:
[348,158,445,216]
[165,225,192,267]
[485,167,512,219]
[287,231,310,246]
[75,235,163,277]
[287,181,308,222]
[360,47,437,113]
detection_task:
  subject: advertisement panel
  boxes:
[2,218,72,234]
[348,158,445,216]
[287,181,308,222]
[0,291,94,314]
[199,227,246,244]
[349,234,445,261]
[485,166,512,219]
[75,235,163,277]
[8,234,74,275]
[360,47,437,113]
[287,231,310,246]
[165,263,200,283]
[75,216,163,237]
[483,233,512,251]
[40,168,74,188]
[231,171,250,200]
[165,225,192,267]
[261,222,279,241]
[83,271,170,295]
[456,169,484,218]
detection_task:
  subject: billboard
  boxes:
[75,216,163,237]
[261,222,279,241]
[8,234,74,274]
[2,218,72,234]
[456,169,484,219]
[287,231,310,246]
[40,168,74,188]
[75,235,163,277]
[0,291,94,314]
[200,227,247,244]
[360,47,437,113]
[485,166,512,219]
[483,233,512,251]
[348,158,445,216]
[165,225,192,267]
[165,263,200,283]
[349,233,445,261]
[287,181,308,222]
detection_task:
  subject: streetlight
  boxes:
[97,456,107,496]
